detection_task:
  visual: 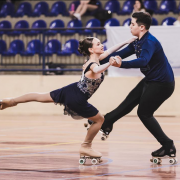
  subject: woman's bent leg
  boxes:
[84,112,104,143]
[80,112,104,158]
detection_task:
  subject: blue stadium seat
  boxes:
[178,2,180,13]
[2,40,24,56]
[45,19,65,35]
[144,0,158,13]
[123,18,131,26]
[80,18,101,35]
[48,1,68,16]
[31,1,49,17]
[15,2,32,17]
[58,39,80,56]
[157,0,177,14]
[8,20,29,36]
[0,40,7,54]
[119,0,135,15]
[0,20,12,35]
[152,17,158,25]
[168,0,178,13]
[99,18,120,35]
[104,0,121,14]
[25,20,47,36]
[161,17,176,25]
[44,39,61,55]
[0,2,15,17]
[61,20,82,35]
[21,40,43,56]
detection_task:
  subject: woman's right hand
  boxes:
[109,56,122,67]
[109,57,116,65]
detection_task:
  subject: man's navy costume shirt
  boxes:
[101,32,174,83]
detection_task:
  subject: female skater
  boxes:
[0,37,136,162]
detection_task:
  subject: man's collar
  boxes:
[138,31,149,42]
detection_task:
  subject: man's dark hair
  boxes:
[132,12,152,30]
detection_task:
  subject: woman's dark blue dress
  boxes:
[50,62,104,119]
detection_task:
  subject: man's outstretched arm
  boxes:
[120,40,156,68]
[100,43,135,65]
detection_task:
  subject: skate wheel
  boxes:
[169,158,175,165]
[79,158,86,165]
[153,158,159,164]
[101,136,106,141]
[84,123,88,128]
[91,158,98,165]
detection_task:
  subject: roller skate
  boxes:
[84,120,93,130]
[150,142,178,165]
[84,120,112,141]
[79,142,102,165]
[100,124,113,141]
[0,98,17,110]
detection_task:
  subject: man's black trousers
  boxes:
[103,78,175,145]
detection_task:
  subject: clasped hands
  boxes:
[109,56,122,67]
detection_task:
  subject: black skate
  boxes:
[150,143,178,165]
[100,125,113,141]
[84,119,93,130]
[84,120,112,141]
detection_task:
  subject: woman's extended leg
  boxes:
[0,92,53,110]
[14,92,53,103]
[80,112,104,157]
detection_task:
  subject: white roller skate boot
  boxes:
[79,142,102,165]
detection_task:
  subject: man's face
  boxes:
[130,17,141,37]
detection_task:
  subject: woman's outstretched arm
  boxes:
[99,37,137,61]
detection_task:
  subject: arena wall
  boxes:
[0,75,179,116]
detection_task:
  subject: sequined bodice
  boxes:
[77,64,105,99]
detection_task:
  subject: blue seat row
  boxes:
[0,39,82,56]
[0,1,101,18]
[0,17,176,37]
[144,0,180,14]
[0,18,119,36]
[106,0,180,15]
[0,0,180,18]
[0,1,68,17]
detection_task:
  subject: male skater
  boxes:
[100,12,176,158]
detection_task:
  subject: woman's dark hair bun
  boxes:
[78,37,94,56]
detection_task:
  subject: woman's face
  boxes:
[134,1,141,10]
[90,38,104,55]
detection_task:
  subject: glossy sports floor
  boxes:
[0,115,179,180]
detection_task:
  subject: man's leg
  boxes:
[137,81,175,144]
[137,81,175,156]
[101,78,146,132]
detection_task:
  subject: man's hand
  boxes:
[109,56,122,67]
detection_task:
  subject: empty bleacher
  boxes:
[0,0,179,75]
